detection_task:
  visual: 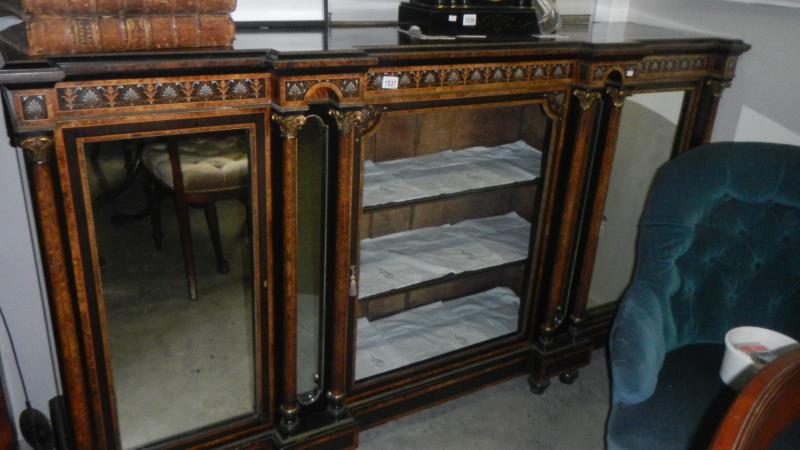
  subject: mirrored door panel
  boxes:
[295,115,329,404]
[587,91,686,308]
[80,127,260,448]
[354,101,553,381]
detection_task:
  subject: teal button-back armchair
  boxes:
[606,142,800,450]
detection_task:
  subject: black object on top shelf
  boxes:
[398,1,541,36]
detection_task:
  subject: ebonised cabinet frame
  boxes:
[1,24,748,449]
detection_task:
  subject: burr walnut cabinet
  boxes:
[0,23,748,449]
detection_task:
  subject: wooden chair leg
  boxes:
[146,181,163,251]
[174,195,197,300]
[204,202,230,275]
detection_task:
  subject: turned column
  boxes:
[326,108,368,419]
[19,134,95,449]
[272,113,308,433]
[568,86,631,334]
[689,78,731,148]
[538,88,603,348]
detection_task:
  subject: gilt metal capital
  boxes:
[272,114,308,139]
[573,89,602,111]
[605,87,631,108]
[329,109,366,134]
[706,79,732,98]
[19,135,54,165]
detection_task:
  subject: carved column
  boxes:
[569,87,631,334]
[19,134,93,449]
[539,88,603,348]
[689,78,732,148]
[326,108,368,419]
[272,113,307,433]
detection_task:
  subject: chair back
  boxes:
[634,142,800,349]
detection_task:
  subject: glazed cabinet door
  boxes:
[48,110,274,449]
[570,89,692,334]
[347,95,566,395]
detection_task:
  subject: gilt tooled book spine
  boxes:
[11,0,236,15]
[24,15,235,55]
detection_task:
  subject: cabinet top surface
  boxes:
[0,21,749,84]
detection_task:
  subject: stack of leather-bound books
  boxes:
[0,0,236,56]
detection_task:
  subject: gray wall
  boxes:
[626,0,800,145]
[0,109,60,449]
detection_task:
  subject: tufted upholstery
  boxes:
[607,142,800,449]
[143,135,248,193]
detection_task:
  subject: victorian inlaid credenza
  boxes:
[0,23,748,449]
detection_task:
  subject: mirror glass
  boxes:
[296,115,329,403]
[84,130,256,448]
[354,102,552,380]
[587,91,686,308]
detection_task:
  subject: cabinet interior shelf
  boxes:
[362,140,543,211]
[358,212,532,301]
[356,286,521,380]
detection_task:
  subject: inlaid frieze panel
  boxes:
[284,78,360,102]
[8,88,57,131]
[366,61,575,93]
[55,74,269,116]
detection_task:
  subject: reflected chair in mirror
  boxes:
[605,142,800,450]
[142,134,249,299]
[710,348,800,450]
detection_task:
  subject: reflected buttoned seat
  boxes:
[142,134,249,299]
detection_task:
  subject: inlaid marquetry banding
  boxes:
[367,62,574,91]
[284,78,360,101]
[56,77,266,111]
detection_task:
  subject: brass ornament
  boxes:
[329,109,366,134]
[272,114,308,139]
[19,135,54,164]
[606,87,631,108]
[573,89,602,111]
[545,92,566,118]
[706,79,732,98]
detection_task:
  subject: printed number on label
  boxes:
[463,14,477,26]
[382,76,399,90]
[448,15,457,22]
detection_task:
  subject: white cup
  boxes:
[720,326,798,390]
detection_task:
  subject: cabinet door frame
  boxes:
[343,91,571,401]
[567,81,707,338]
[50,108,275,450]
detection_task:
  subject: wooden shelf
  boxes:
[355,286,521,380]
[358,212,531,301]
[362,140,542,211]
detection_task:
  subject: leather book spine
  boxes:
[25,15,235,55]
[17,0,236,15]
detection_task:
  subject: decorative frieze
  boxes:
[639,55,712,76]
[56,76,266,111]
[366,62,574,91]
[284,78,360,101]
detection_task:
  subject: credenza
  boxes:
[0,23,748,449]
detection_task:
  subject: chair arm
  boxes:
[609,281,670,406]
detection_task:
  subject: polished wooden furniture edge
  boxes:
[710,349,800,450]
